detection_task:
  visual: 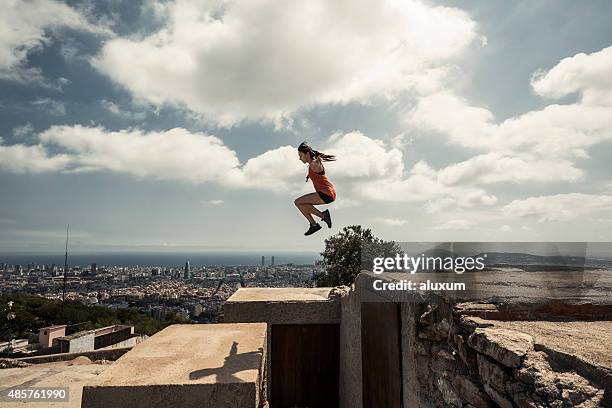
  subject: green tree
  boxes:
[316,225,400,287]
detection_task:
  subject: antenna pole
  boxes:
[62,224,69,302]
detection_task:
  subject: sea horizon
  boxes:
[0,250,321,267]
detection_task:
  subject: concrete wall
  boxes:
[65,332,95,353]
[339,280,363,408]
[223,287,344,406]
[17,347,132,364]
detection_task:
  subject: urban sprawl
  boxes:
[0,256,322,323]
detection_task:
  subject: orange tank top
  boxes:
[308,165,336,199]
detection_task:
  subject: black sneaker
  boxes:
[322,210,332,228]
[304,223,322,236]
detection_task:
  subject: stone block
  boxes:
[468,327,533,368]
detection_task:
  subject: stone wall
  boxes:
[410,300,607,407]
[340,273,610,408]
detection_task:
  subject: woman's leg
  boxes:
[294,193,325,224]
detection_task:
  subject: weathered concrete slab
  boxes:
[82,323,266,408]
[224,287,341,324]
[0,358,109,408]
[228,287,332,302]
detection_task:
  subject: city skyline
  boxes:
[2,0,612,253]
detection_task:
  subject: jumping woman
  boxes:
[295,142,337,236]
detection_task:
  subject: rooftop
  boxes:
[227,287,332,302]
[81,323,267,408]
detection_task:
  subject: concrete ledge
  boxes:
[17,347,131,364]
[82,323,267,408]
[223,287,341,324]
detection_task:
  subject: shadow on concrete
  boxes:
[189,341,263,383]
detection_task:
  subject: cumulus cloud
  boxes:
[0,126,498,211]
[437,153,582,185]
[0,143,71,174]
[503,193,612,222]
[91,0,479,126]
[406,92,612,159]
[531,45,612,105]
[0,0,111,84]
[39,126,241,184]
[404,45,612,187]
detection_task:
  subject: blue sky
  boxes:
[1,0,612,252]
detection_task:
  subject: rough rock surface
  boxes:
[453,375,493,408]
[469,327,534,368]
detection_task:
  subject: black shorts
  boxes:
[318,191,335,204]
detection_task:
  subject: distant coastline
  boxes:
[0,251,320,267]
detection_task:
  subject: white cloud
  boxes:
[437,153,582,185]
[12,123,35,139]
[39,125,241,184]
[92,0,479,126]
[390,133,413,151]
[406,92,612,159]
[499,225,511,232]
[31,98,66,116]
[0,127,498,211]
[0,143,71,174]
[101,100,147,121]
[503,193,612,222]
[531,45,612,106]
[232,131,498,208]
[373,217,409,226]
[404,45,612,187]
[433,219,474,230]
[0,0,111,84]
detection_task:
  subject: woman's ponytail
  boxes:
[299,142,337,162]
[312,149,336,162]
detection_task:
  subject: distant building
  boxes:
[38,325,67,348]
[271,256,275,266]
[91,263,97,275]
[261,256,265,266]
[57,325,135,353]
[184,261,191,279]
